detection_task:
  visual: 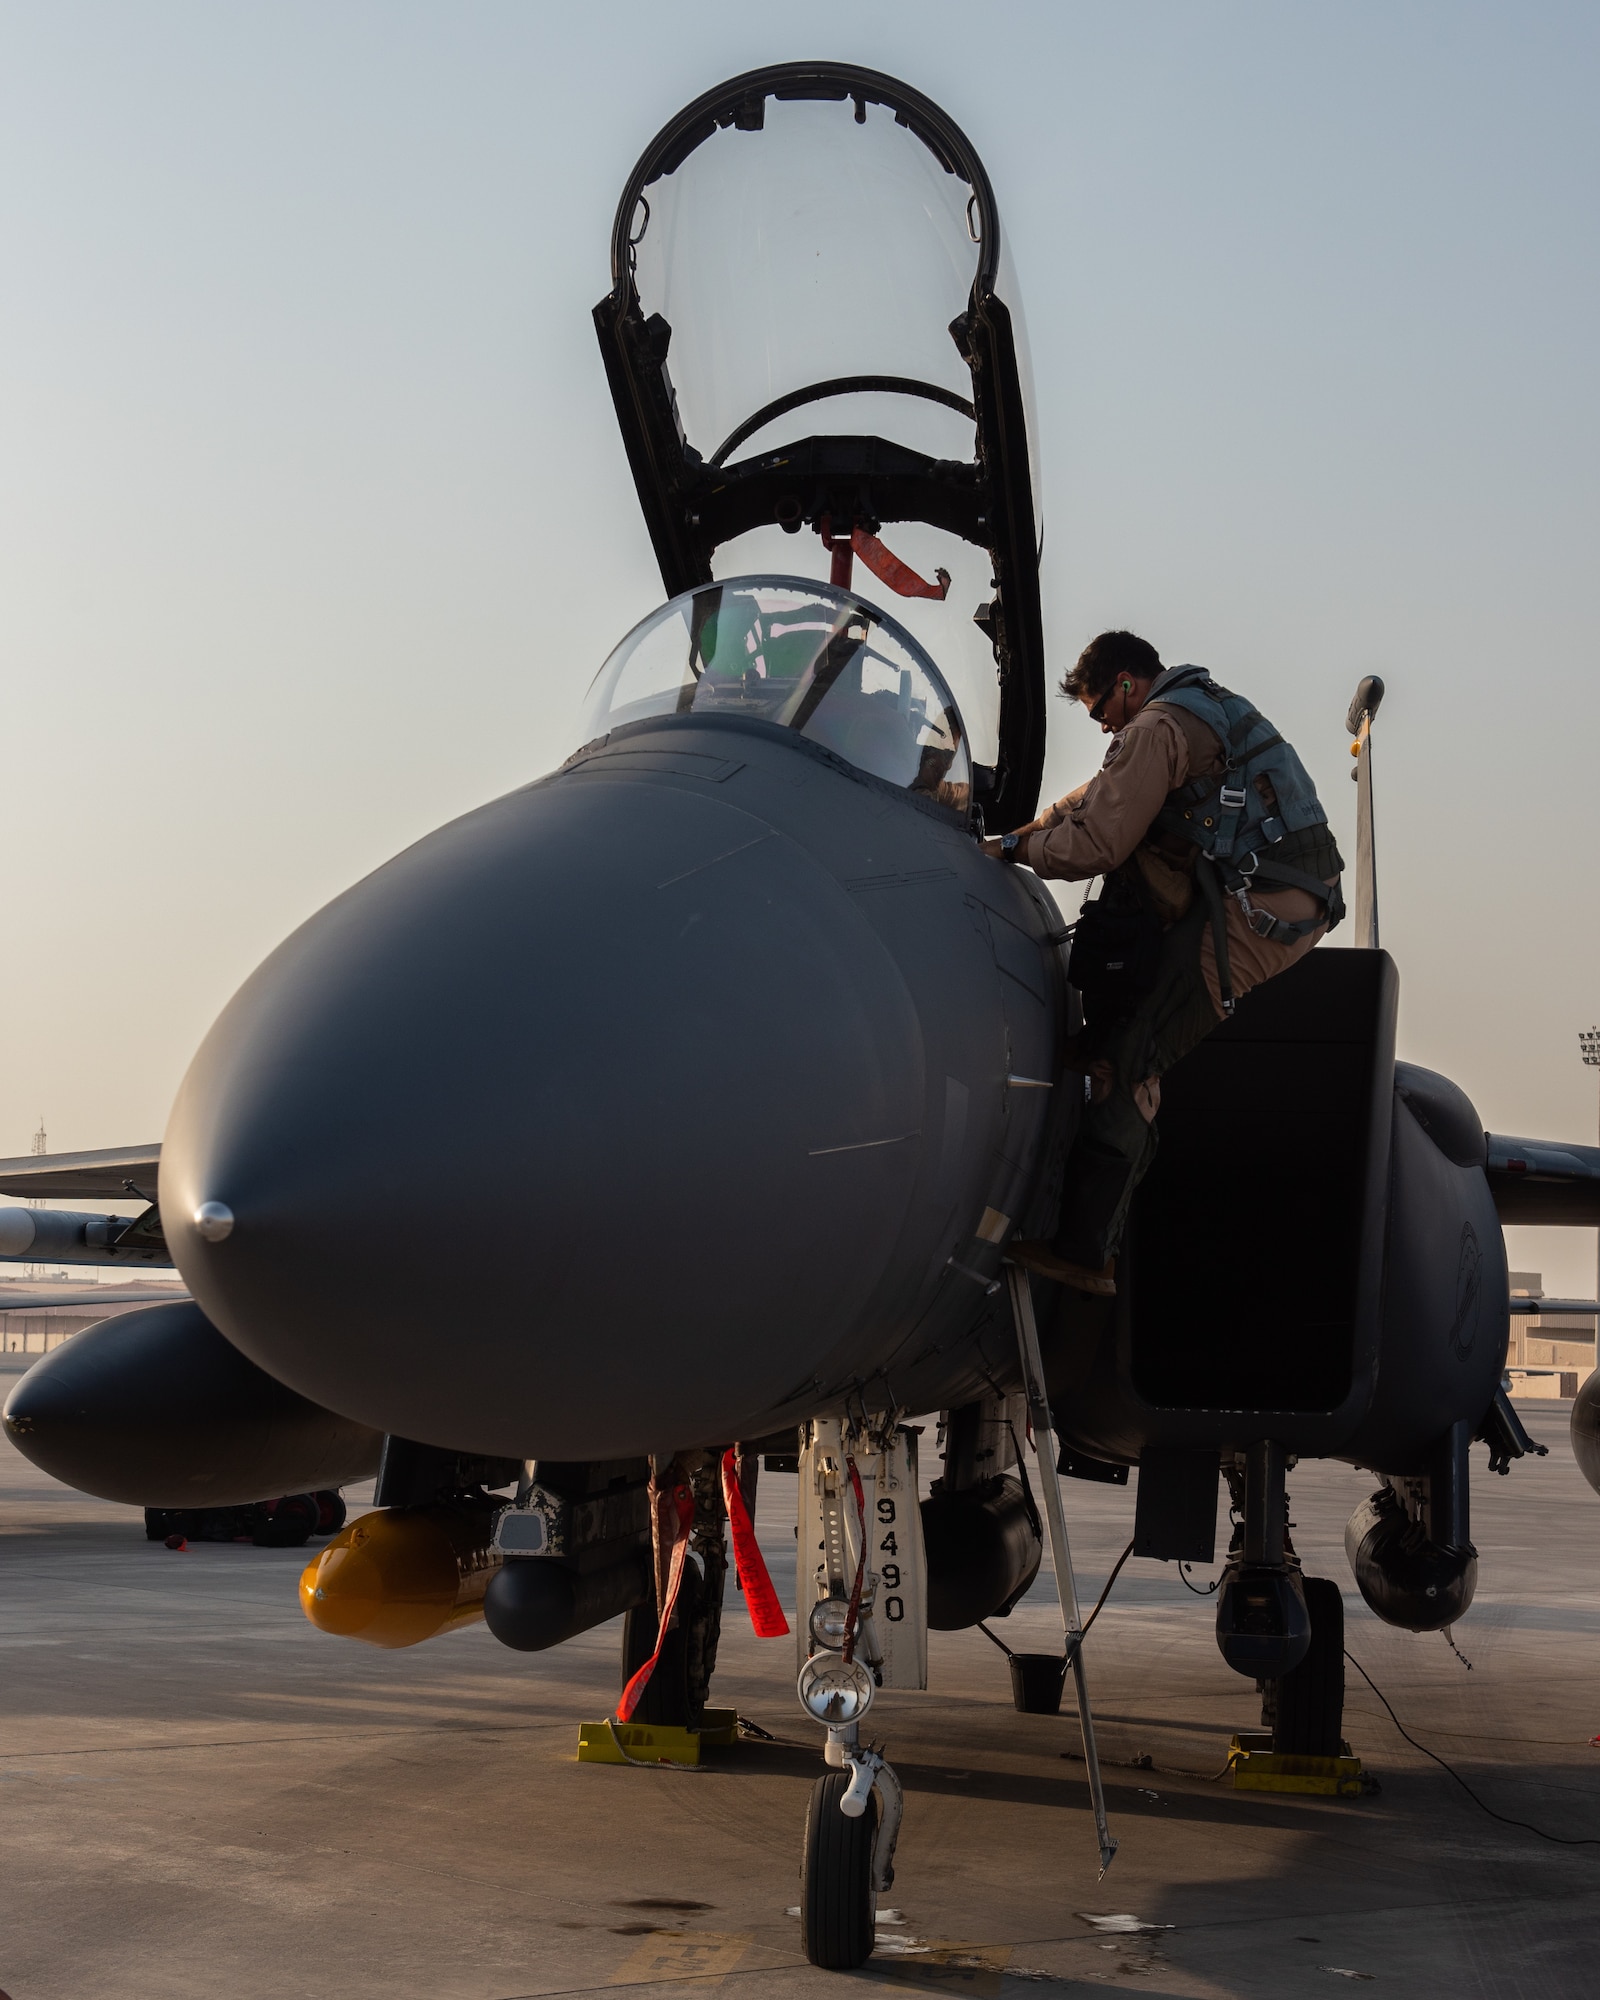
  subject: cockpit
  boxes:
[594,63,1046,833]
[581,577,971,814]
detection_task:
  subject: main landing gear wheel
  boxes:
[1264,1574,1345,1755]
[250,1493,322,1548]
[801,1770,878,1970]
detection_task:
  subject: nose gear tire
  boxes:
[801,1770,878,1970]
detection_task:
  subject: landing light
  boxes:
[808,1595,852,1652]
[797,1654,875,1727]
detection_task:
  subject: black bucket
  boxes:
[1008,1652,1068,1715]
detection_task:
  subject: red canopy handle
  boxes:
[818,518,951,600]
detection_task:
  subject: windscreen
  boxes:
[580,576,971,815]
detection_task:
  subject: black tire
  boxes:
[800,1770,877,1970]
[313,1490,347,1536]
[250,1493,321,1548]
[1270,1575,1345,1755]
[211,1506,252,1542]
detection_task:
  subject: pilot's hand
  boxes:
[980,836,1006,859]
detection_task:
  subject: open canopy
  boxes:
[594,62,1046,831]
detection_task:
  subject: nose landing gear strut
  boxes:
[794,1268,1120,1971]
[794,1415,919,1970]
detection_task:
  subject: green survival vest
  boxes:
[1148,664,1344,1011]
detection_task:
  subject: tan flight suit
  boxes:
[1016,700,1341,1267]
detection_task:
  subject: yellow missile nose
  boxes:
[299,1505,500,1649]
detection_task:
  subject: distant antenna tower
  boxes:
[25,1119,47,1275]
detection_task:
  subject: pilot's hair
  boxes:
[1061,630,1163,702]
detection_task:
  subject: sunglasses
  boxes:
[1088,682,1125,725]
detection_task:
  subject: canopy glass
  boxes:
[581,576,971,816]
[630,96,983,473]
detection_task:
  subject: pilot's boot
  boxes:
[1049,1131,1151,1277]
[1005,1242,1117,1295]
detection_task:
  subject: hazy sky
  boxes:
[1,2,1596,1290]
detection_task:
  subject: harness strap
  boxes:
[1241,857,1337,899]
[1233,860,1346,943]
[1195,856,1235,1017]
[1237,902,1323,946]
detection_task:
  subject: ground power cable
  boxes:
[1344,1649,1600,1848]
[978,1537,1135,1659]
[1081,1538,1135,1638]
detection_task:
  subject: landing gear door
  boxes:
[798,1418,927,1691]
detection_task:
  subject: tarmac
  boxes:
[2,1358,1598,2000]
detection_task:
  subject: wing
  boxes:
[0,1143,161,1203]
[0,1282,189,1311]
[1485,1134,1600,1226]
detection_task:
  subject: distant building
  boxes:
[0,1280,186,1356]
[1507,1270,1596,1399]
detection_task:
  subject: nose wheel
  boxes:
[797,1730,905,1971]
[794,1418,916,1971]
[801,1767,879,1969]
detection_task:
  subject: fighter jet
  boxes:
[5,63,1599,1971]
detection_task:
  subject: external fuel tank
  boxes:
[2,1299,382,1508]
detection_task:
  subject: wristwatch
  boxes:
[999,833,1022,863]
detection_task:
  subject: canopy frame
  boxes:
[593,62,1047,830]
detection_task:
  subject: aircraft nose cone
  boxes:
[161,761,924,1459]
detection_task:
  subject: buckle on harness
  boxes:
[1219,785,1247,810]
[1233,885,1280,942]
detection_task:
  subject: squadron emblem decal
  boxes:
[1448,1221,1482,1359]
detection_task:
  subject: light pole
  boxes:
[1583,1028,1600,1319]
[1346,677,1385,951]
